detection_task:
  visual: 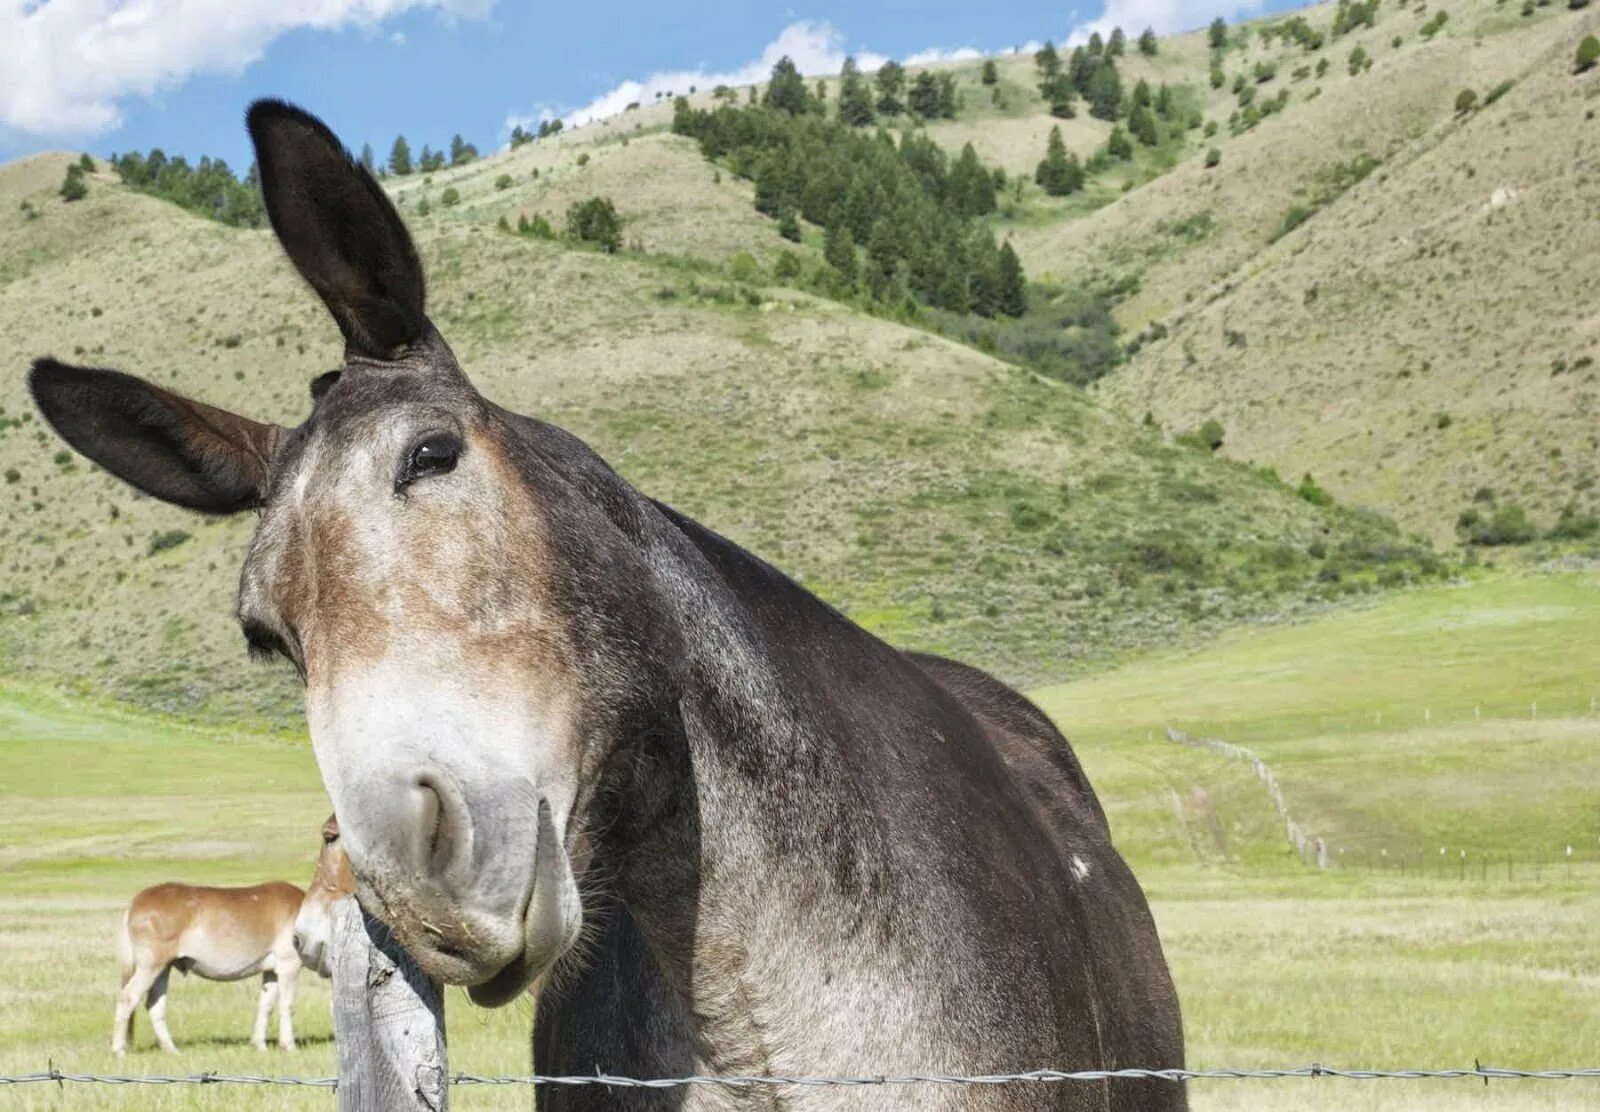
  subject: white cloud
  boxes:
[1066,0,1265,46]
[516,20,996,135]
[902,46,982,66]
[0,0,493,137]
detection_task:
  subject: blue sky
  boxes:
[1,0,1307,170]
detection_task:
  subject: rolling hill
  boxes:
[0,126,1435,726]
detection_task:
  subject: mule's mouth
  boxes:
[376,797,581,1006]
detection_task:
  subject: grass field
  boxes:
[2,573,1597,1110]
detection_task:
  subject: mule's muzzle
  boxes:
[346,780,580,1004]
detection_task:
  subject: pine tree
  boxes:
[1088,31,1105,57]
[909,71,942,117]
[763,56,812,114]
[1129,105,1159,146]
[839,57,876,126]
[997,241,1027,316]
[1043,75,1076,117]
[449,134,477,166]
[1131,78,1152,108]
[1035,41,1062,79]
[1139,27,1159,56]
[876,61,906,115]
[866,217,900,292]
[389,136,413,176]
[1209,17,1229,49]
[1034,125,1083,195]
[1106,125,1133,160]
[981,59,999,85]
[1155,83,1174,117]
[777,206,801,242]
[824,209,858,281]
[937,73,959,118]
[1086,59,1123,120]
[359,144,376,173]
[1069,47,1093,93]
[59,162,87,202]
[950,143,996,215]
[1108,27,1126,57]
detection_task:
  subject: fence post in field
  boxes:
[331,898,448,1112]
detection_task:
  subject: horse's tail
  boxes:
[116,909,135,988]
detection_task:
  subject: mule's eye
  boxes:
[397,432,461,491]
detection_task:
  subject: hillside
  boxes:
[0,139,1437,726]
[982,0,1600,542]
[514,0,1600,545]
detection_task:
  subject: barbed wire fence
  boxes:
[4,1063,1600,1090]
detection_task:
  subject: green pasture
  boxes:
[2,574,1597,1110]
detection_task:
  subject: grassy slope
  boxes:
[991,0,1600,541]
[3,574,1597,1110]
[1,134,1432,726]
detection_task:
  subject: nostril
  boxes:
[410,773,460,877]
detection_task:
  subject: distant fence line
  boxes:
[1162,725,1593,879]
[1172,695,1600,746]
[1166,726,1330,868]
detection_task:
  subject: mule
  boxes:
[112,816,354,1054]
[34,100,1186,1108]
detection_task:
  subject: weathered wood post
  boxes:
[331,898,449,1112]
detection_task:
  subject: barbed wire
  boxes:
[4,1063,1600,1089]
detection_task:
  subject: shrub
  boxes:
[1297,473,1334,506]
[1484,79,1514,105]
[774,250,802,280]
[1461,501,1535,545]
[576,152,591,167]
[1577,35,1600,74]
[1454,88,1477,113]
[1549,502,1600,540]
[1179,418,1226,451]
[148,529,192,555]
[566,196,623,252]
[440,187,460,207]
[495,173,514,190]
[1271,204,1315,242]
[1204,147,1222,168]
[416,197,432,216]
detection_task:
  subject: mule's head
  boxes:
[293,815,357,977]
[30,101,682,1006]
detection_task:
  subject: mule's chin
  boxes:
[467,952,541,1007]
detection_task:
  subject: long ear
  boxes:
[247,99,428,359]
[28,359,283,515]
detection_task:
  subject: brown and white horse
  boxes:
[112,816,354,1055]
[39,100,1186,1108]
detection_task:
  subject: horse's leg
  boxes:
[251,971,280,1051]
[112,963,158,1056]
[145,966,177,1053]
[275,957,300,1051]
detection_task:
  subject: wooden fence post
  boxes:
[331,898,449,1112]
